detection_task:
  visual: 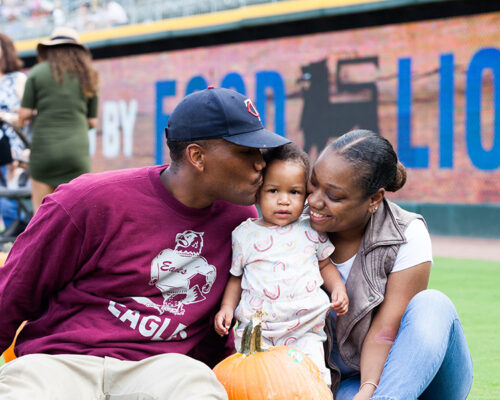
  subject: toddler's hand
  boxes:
[214,306,233,336]
[331,286,349,316]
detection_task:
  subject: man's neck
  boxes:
[161,166,213,209]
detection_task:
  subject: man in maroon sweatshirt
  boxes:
[0,87,290,399]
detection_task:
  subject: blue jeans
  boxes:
[336,289,473,400]
[0,197,18,228]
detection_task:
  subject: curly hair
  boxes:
[262,143,311,181]
[38,45,99,98]
[0,33,23,73]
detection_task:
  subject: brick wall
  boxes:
[91,11,500,204]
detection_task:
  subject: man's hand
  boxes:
[214,305,234,336]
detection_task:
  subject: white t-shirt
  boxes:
[333,219,433,283]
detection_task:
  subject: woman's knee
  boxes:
[407,289,457,319]
[401,290,459,344]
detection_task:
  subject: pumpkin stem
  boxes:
[241,310,267,355]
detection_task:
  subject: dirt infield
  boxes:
[431,235,500,262]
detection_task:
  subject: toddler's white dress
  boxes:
[231,214,334,384]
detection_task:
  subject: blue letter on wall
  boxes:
[439,54,454,168]
[397,58,429,168]
[466,48,500,170]
[221,72,246,95]
[185,76,208,95]
[256,71,286,137]
[155,80,176,165]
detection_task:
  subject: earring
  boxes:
[373,206,378,212]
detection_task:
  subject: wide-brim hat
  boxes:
[37,26,88,52]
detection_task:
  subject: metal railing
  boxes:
[2,0,289,42]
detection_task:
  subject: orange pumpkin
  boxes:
[0,251,8,266]
[1,320,25,363]
[213,312,333,400]
[2,342,16,363]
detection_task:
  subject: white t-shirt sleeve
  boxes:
[392,219,433,273]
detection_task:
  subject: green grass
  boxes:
[1,257,499,398]
[429,257,500,400]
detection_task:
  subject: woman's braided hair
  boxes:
[329,129,407,198]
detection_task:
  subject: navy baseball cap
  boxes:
[165,87,291,148]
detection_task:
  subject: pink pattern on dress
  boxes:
[320,246,334,259]
[249,295,264,308]
[284,336,297,346]
[305,230,319,243]
[306,280,317,292]
[282,240,296,250]
[318,233,329,243]
[273,261,286,272]
[287,319,301,331]
[263,284,280,300]
[253,235,274,252]
[296,308,308,316]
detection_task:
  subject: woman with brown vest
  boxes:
[307,129,472,399]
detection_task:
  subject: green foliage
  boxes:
[430,257,500,400]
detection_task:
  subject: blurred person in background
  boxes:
[0,33,30,235]
[18,26,99,213]
[105,0,128,27]
[52,0,66,26]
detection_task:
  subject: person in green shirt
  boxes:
[19,27,99,213]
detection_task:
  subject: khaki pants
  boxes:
[0,353,228,400]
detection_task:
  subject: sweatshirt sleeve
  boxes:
[0,197,84,353]
[87,94,98,118]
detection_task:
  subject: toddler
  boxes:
[214,143,348,385]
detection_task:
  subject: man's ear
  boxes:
[369,188,385,213]
[185,143,205,172]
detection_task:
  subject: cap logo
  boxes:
[244,99,260,120]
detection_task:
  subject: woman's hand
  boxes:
[352,383,377,400]
[18,107,36,127]
[87,117,98,129]
[214,305,234,336]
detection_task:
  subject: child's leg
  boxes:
[292,333,331,387]
[233,295,276,352]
